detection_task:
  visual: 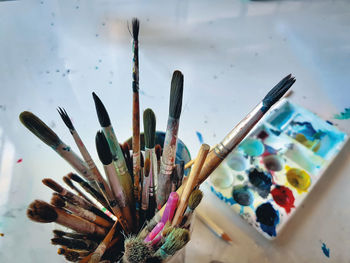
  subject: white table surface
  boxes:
[0,0,349,262]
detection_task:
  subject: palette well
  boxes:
[208,99,348,239]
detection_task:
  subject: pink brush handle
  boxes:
[161,192,179,224]
[144,222,164,242]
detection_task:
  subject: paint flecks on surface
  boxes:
[321,243,330,258]
[256,202,279,237]
[334,108,350,120]
[0,233,4,237]
[248,168,272,198]
[286,166,311,194]
[271,185,295,214]
[195,131,204,144]
[16,158,23,163]
[232,185,254,206]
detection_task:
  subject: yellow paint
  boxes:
[285,165,311,194]
[295,133,321,152]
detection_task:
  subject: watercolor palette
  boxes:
[208,99,348,239]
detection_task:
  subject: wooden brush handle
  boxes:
[196,149,223,186]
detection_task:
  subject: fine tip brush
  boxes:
[92,92,111,128]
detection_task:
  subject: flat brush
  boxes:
[57,107,112,206]
[57,248,90,257]
[130,18,142,223]
[180,189,203,228]
[92,92,134,205]
[27,200,107,237]
[19,111,97,185]
[68,173,110,209]
[42,178,116,222]
[96,131,133,233]
[51,236,98,250]
[51,193,113,229]
[157,71,184,210]
[196,74,295,187]
[63,176,94,204]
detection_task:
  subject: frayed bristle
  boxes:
[51,193,66,208]
[144,158,151,178]
[42,178,64,193]
[188,189,203,210]
[19,111,61,148]
[262,74,296,111]
[68,173,84,184]
[27,200,57,223]
[92,92,111,127]
[143,108,156,149]
[131,18,140,42]
[123,236,154,263]
[155,144,162,160]
[57,107,74,130]
[169,71,184,119]
[96,131,112,165]
[159,228,189,257]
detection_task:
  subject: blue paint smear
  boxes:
[334,108,350,120]
[210,186,236,205]
[196,131,204,144]
[322,243,330,258]
[256,202,279,237]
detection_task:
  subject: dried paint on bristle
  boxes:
[95,131,113,165]
[57,107,74,130]
[155,144,162,160]
[57,247,65,255]
[123,236,154,263]
[188,189,203,210]
[143,108,156,149]
[92,92,111,127]
[65,251,80,262]
[68,173,85,183]
[42,178,64,193]
[144,159,151,178]
[160,228,189,257]
[19,111,61,148]
[51,194,66,208]
[169,71,184,119]
[262,74,296,111]
[27,200,57,223]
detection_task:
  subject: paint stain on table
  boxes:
[16,158,23,163]
[321,242,330,258]
[334,108,350,120]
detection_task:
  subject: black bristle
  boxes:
[19,111,61,148]
[57,107,74,130]
[68,173,84,184]
[169,71,184,119]
[131,18,140,42]
[143,108,156,149]
[95,131,112,165]
[262,74,296,112]
[92,92,111,127]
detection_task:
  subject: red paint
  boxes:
[271,185,295,214]
[17,158,23,163]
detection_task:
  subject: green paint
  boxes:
[334,108,350,120]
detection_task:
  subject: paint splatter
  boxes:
[0,233,4,237]
[334,108,350,120]
[286,166,311,194]
[16,158,23,163]
[232,185,254,206]
[248,168,272,198]
[321,243,330,258]
[255,202,279,237]
[195,131,204,144]
[271,185,295,214]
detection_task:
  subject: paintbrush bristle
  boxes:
[123,236,154,263]
[57,247,65,255]
[262,74,296,111]
[68,173,85,184]
[57,107,74,130]
[64,251,80,262]
[42,178,64,193]
[188,189,203,210]
[162,221,174,237]
[132,18,140,42]
[95,131,112,165]
[27,200,58,223]
[51,193,66,208]
[63,176,75,189]
[53,230,65,238]
[92,92,111,127]
[143,108,156,149]
[144,158,151,178]
[155,144,162,160]
[160,228,190,257]
[169,71,184,119]
[19,111,61,148]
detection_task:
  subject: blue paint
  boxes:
[196,131,204,144]
[239,138,265,157]
[232,185,254,206]
[256,202,279,237]
[269,128,281,136]
[289,121,317,139]
[210,186,236,205]
[321,243,330,258]
[326,120,334,125]
[248,168,272,198]
[334,108,350,120]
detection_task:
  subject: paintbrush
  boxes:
[42,178,117,222]
[68,173,110,209]
[155,144,161,176]
[92,92,134,206]
[122,142,133,177]
[196,208,232,244]
[27,200,107,237]
[123,236,155,263]
[51,193,113,228]
[195,74,295,187]
[150,222,174,249]
[130,18,142,224]
[154,228,190,260]
[143,108,157,220]
[172,144,210,226]
[19,111,97,186]
[157,71,184,210]
[96,131,133,233]
[53,230,98,242]
[63,176,94,204]
[85,221,119,263]
[64,251,82,262]
[180,189,203,228]
[51,236,98,250]
[160,192,179,225]
[57,248,91,257]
